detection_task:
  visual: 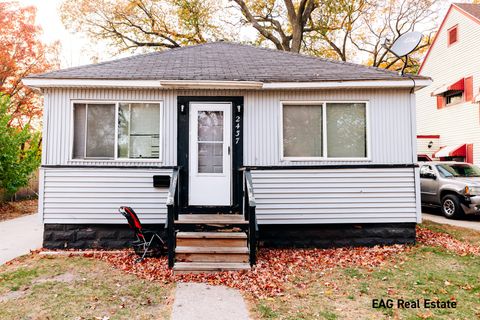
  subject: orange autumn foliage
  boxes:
[0,2,60,129]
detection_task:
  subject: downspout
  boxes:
[407,76,422,224]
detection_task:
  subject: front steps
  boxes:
[173,228,251,274]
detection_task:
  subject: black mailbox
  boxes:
[153,175,170,188]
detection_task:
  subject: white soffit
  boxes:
[23,78,432,90]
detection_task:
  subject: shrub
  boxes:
[0,94,41,196]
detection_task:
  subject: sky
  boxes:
[9,0,108,68]
[9,0,463,69]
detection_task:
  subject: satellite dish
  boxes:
[383,31,423,75]
[389,32,423,57]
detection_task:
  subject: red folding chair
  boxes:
[119,206,166,262]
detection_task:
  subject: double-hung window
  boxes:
[282,102,368,160]
[72,102,161,160]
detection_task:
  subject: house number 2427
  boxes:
[235,115,241,144]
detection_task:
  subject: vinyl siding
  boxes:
[416,7,480,164]
[40,87,418,224]
[417,137,440,159]
[43,88,415,166]
[251,167,418,224]
[41,167,171,224]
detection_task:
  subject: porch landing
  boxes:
[175,214,248,225]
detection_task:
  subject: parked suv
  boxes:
[419,161,480,219]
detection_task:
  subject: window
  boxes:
[73,103,115,159]
[445,92,463,106]
[448,26,458,45]
[282,102,368,160]
[197,111,224,173]
[326,103,366,158]
[118,103,160,159]
[282,104,323,157]
[420,165,435,179]
[73,102,161,160]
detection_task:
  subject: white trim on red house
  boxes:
[23,78,432,90]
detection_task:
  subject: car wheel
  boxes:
[441,195,464,219]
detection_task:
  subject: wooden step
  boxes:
[177,232,247,239]
[176,232,247,247]
[176,246,249,254]
[173,262,250,274]
[175,246,249,263]
[175,214,247,225]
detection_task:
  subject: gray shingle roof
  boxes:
[27,42,428,82]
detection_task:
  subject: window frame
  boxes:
[447,25,458,46]
[70,100,164,162]
[279,100,371,162]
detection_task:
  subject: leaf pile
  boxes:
[416,226,480,256]
[0,199,37,221]
[93,245,408,298]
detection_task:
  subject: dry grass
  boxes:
[0,199,37,221]
[0,254,174,319]
[251,224,480,320]
[422,219,480,246]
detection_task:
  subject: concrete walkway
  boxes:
[423,212,480,231]
[172,283,250,320]
[0,214,43,265]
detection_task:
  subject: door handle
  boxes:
[228,146,231,155]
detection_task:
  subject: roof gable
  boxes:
[28,42,426,83]
[419,3,480,74]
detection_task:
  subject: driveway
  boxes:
[422,209,480,231]
[0,214,43,265]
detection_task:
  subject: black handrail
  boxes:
[244,168,258,266]
[165,168,179,269]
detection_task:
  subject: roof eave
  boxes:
[262,79,431,91]
[23,78,432,91]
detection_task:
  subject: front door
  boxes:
[188,102,232,206]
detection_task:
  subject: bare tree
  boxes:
[61,0,228,52]
[306,0,367,61]
[349,0,438,72]
[232,0,317,52]
[60,0,439,73]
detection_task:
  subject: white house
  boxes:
[24,42,430,271]
[416,3,480,163]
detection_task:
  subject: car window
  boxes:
[436,163,480,178]
[420,165,435,178]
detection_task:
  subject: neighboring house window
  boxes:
[73,102,161,160]
[448,26,458,45]
[282,102,368,160]
[445,91,463,106]
[435,76,474,109]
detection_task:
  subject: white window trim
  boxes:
[279,100,371,162]
[69,100,164,162]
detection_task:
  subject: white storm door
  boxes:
[189,103,232,206]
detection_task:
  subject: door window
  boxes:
[197,111,224,173]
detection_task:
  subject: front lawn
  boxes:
[0,254,173,319]
[252,223,480,320]
[2,221,479,320]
